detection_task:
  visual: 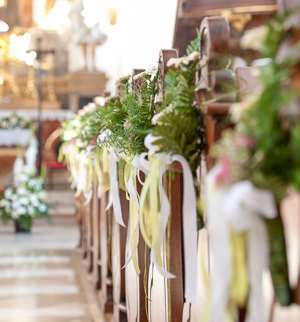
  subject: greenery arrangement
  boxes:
[151,52,203,171]
[61,32,203,170]
[61,102,100,150]
[96,71,158,158]
[212,9,300,306]
[0,169,48,233]
[0,112,34,130]
[215,9,300,198]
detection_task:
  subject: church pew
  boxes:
[124,72,150,322]
[145,49,191,322]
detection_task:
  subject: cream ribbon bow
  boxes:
[106,149,125,227]
[141,134,199,304]
[206,165,277,322]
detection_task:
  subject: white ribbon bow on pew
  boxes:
[141,134,199,304]
[206,165,277,322]
[106,149,126,227]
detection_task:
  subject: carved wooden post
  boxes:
[111,69,149,321]
[91,184,101,288]
[146,49,191,322]
[80,193,93,272]
[124,71,150,322]
[160,49,186,322]
[75,194,84,253]
[84,192,94,273]
[112,187,129,322]
[196,16,234,170]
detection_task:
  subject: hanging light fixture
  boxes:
[0,0,9,33]
[108,6,117,25]
[0,20,9,32]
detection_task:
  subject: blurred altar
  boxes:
[0,0,110,189]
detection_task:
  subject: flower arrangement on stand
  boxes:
[0,169,48,233]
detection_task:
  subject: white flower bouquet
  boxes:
[0,171,48,233]
[0,113,33,130]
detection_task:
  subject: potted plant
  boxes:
[0,170,48,233]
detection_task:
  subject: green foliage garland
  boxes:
[151,53,203,171]
[212,10,300,306]
[96,71,158,158]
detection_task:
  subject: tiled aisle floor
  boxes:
[0,221,94,322]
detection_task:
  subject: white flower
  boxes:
[240,26,268,51]
[38,191,46,200]
[17,187,26,195]
[30,195,39,207]
[19,197,29,205]
[4,189,12,199]
[18,174,28,183]
[0,200,7,207]
[167,57,181,68]
[188,51,200,61]
[12,201,21,209]
[16,206,27,216]
[79,103,97,116]
[94,96,106,106]
[38,204,47,213]
[11,212,19,219]
[167,52,199,69]
[97,129,111,145]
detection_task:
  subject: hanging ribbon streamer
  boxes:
[124,163,140,273]
[107,149,125,227]
[140,155,175,280]
[139,134,199,303]
[172,154,199,304]
[76,149,94,203]
[123,153,153,274]
[206,165,277,322]
[94,148,110,197]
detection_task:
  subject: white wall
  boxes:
[84,0,178,92]
[34,0,178,93]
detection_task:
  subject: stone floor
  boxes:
[0,221,98,322]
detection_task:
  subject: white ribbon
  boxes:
[124,154,151,268]
[124,165,140,268]
[206,165,277,322]
[144,134,199,303]
[132,153,150,174]
[107,149,125,227]
[172,154,198,303]
[76,151,93,203]
[25,136,38,172]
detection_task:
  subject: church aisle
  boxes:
[0,221,95,322]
